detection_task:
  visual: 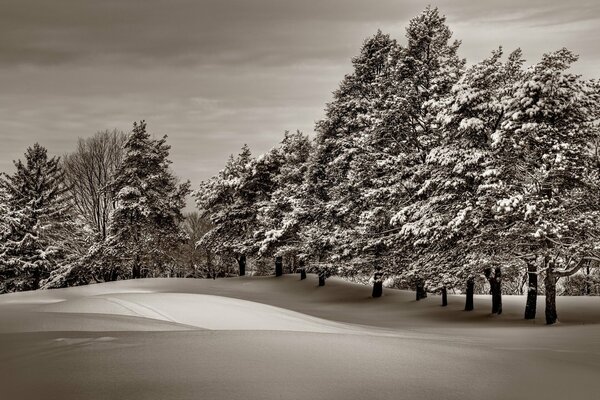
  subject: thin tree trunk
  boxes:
[275,256,283,277]
[109,268,119,282]
[415,278,427,300]
[544,263,558,325]
[524,262,537,320]
[238,254,246,276]
[372,268,383,298]
[492,267,502,315]
[441,287,448,307]
[299,259,306,280]
[465,277,474,311]
[132,255,141,279]
[318,270,326,286]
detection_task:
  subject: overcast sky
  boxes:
[1,0,599,196]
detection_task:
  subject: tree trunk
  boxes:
[132,254,141,279]
[485,267,503,315]
[465,277,474,311]
[544,263,558,325]
[492,267,502,315]
[238,254,246,277]
[524,262,537,320]
[318,270,326,286]
[441,287,448,307]
[275,256,283,277]
[299,259,306,280]
[109,268,119,282]
[415,278,427,300]
[372,269,383,298]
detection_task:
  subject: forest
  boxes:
[1,7,599,326]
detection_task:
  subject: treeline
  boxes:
[195,7,600,324]
[0,122,232,294]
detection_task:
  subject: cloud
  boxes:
[0,0,599,194]
[0,0,420,68]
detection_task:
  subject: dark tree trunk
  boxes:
[372,269,383,298]
[524,262,538,320]
[415,278,427,300]
[492,267,502,315]
[132,263,141,279]
[485,267,503,315]
[441,287,448,307]
[544,264,558,325]
[465,277,474,311]
[32,269,41,290]
[238,254,246,277]
[132,265,140,279]
[275,256,283,277]
[299,259,306,280]
[131,251,142,279]
[318,270,326,286]
[109,268,119,282]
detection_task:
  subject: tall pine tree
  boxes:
[0,144,72,292]
[104,121,190,279]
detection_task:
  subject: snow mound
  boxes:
[8,291,364,334]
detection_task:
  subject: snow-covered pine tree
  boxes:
[0,143,73,292]
[104,121,190,279]
[195,144,275,276]
[303,30,397,287]
[357,6,464,297]
[398,48,524,311]
[493,49,600,324]
[254,131,313,272]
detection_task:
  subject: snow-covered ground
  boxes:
[1,274,599,399]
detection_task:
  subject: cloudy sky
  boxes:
[1,0,599,195]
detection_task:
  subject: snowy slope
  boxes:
[1,274,600,400]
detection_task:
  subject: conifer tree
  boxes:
[0,144,72,292]
[304,30,397,285]
[104,121,190,279]
[255,131,313,270]
[352,7,465,296]
[195,144,259,276]
[492,49,600,324]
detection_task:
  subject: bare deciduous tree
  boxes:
[63,130,127,240]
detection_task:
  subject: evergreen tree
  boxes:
[103,121,190,279]
[255,131,313,271]
[304,30,397,285]
[0,144,72,292]
[352,6,465,296]
[396,48,524,309]
[195,144,259,276]
[492,49,600,324]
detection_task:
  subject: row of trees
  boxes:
[196,7,600,324]
[0,122,200,292]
